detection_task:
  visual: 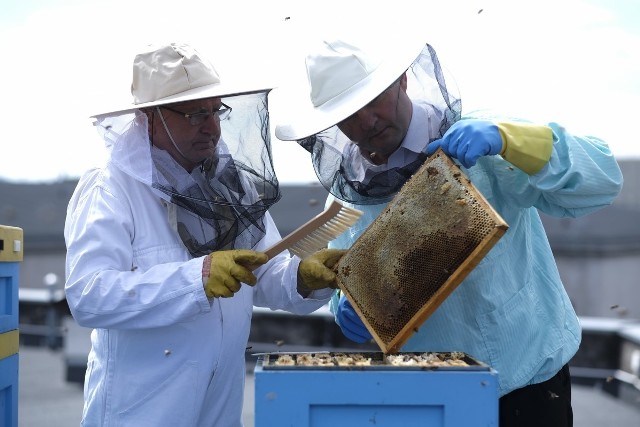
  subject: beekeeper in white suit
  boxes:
[64,43,345,426]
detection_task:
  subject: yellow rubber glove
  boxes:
[427,120,553,175]
[497,122,553,175]
[298,248,348,292]
[203,250,268,298]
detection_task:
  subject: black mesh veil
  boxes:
[297,44,461,204]
[95,91,280,257]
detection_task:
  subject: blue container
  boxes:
[0,354,19,427]
[255,352,498,427]
[0,225,23,427]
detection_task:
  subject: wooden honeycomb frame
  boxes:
[335,150,508,353]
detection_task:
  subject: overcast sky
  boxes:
[1,0,638,183]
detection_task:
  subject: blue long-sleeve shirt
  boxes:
[329,110,623,396]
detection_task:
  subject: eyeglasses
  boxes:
[162,103,232,126]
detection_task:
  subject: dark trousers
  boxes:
[499,364,573,427]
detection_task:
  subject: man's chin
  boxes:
[195,145,216,156]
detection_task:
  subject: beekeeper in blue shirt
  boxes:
[64,43,345,427]
[275,31,623,427]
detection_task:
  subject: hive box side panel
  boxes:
[254,363,499,427]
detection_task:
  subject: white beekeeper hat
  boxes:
[93,43,270,118]
[275,34,427,141]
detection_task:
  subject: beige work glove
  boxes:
[203,250,268,298]
[297,248,348,292]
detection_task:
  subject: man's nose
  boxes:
[352,107,377,129]
[201,113,221,132]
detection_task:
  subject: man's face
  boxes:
[337,74,412,164]
[151,97,225,171]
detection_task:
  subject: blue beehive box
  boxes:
[0,225,23,427]
[255,352,498,427]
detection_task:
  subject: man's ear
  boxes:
[399,72,408,91]
[142,108,154,143]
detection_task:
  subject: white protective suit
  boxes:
[64,162,332,426]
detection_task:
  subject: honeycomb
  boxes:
[336,150,508,353]
[261,351,486,370]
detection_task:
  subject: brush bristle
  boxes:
[262,202,363,262]
[289,206,362,259]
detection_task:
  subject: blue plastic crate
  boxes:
[0,354,18,427]
[0,225,22,334]
[0,225,22,427]
[0,261,19,335]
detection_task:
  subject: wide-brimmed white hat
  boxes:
[275,34,427,141]
[93,43,271,118]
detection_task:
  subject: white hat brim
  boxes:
[92,81,272,119]
[275,36,427,141]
